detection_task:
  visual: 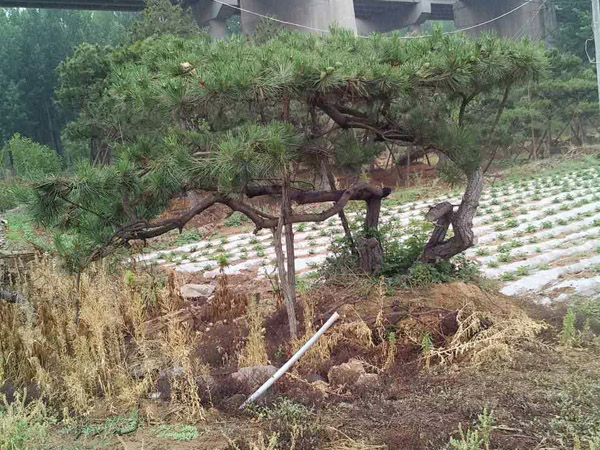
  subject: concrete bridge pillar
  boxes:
[239,0,357,34]
[453,0,557,41]
[356,0,431,34]
[191,0,235,38]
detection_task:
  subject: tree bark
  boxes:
[322,158,356,253]
[359,196,384,273]
[244,184,391,204]
[273,218,298,338]
[358,237,384,274]
[281,165,298,338]
[419,168,483,262]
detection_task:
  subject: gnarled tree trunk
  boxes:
[419,167,483,263]
[359,196,384,273]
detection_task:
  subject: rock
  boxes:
[311,380,330,398]
[230,365,277,391]
[180,283,215,299]
[222,393,246,411]
[355,373,380,389]
[328,358,366,387]
[156,366,185,399]
[307,373,326,383]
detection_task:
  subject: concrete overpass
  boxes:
[0,0,556,41]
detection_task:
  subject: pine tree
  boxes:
[36,29,546,336]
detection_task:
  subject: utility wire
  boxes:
[211,0,536,39]
[511,0,549,38]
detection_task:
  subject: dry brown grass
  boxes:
[238,296,269,368]
[211,270,248,321]
[0,257,205,419]
[291,294,373,372]
[429,306,546,367]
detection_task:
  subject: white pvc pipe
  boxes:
[239,311,340,409]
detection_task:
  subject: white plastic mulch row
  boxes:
[136,166,600,302]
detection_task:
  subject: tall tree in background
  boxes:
[553,0,593,60]
[56,0,202,166]
[0,8,133,151]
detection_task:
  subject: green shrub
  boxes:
[0,181,32,212]
[326,218,431,277]
[224,211,249,227]
[2,134,61,181]
[405,256,480,288]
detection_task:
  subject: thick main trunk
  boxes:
[359,197,384,273]
[90,134,111,166]
[419,168,483,263]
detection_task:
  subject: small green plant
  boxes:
[296,222,307,232]
[448,408,494,450]
[217,253,229,268]
[149,424,199,441]
[515,265,530,277]
[501,272,515,281]
[224,211,249,227]
[475,248,489,257]
[487,261,499,268]
[421,332,433,371]
[497,253,511,263]
[173,229,205,246]
[560,307,578,347]
[541,221,553,230]
[509,240,522,248]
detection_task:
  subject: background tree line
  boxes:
[0,8,133,152]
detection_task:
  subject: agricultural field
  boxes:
[137,163,600,303]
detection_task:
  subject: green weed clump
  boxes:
[326,216,482,288]
[326,218,431,277]
[149,424,199,441]
[173,228,205,246]
[447,408,493,450]
[0,393,50,450]
[224,211,250,227]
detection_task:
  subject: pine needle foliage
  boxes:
[41,28,547,265]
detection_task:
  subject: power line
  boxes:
[512,0,549,39]
[211,0,537,39]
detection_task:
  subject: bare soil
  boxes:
[45,282,600,450]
